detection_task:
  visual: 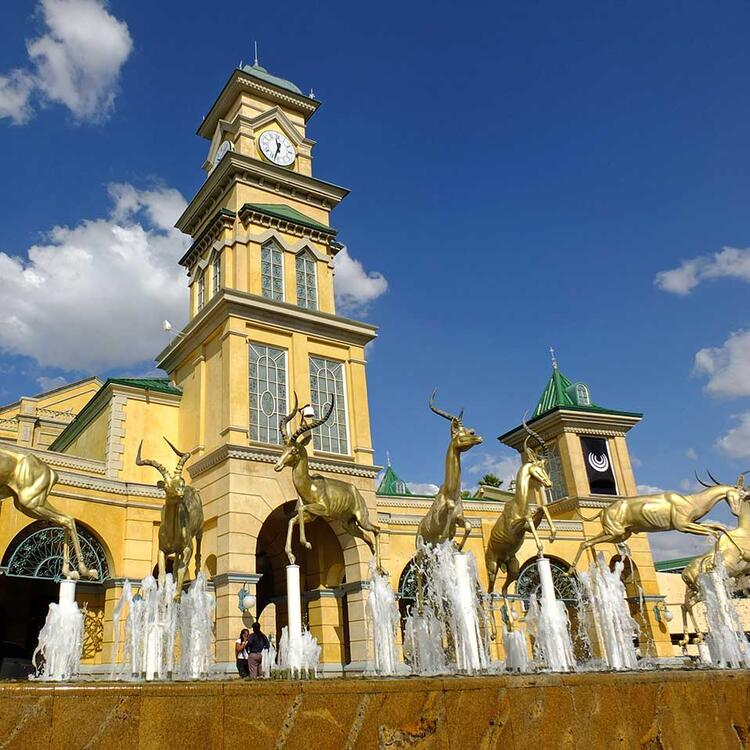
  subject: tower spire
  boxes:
[253,41,259,67]
[549,346,558,370]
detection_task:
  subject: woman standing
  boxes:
[235,628,250,678]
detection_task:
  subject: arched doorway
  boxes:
[0,521,110,673]
[255,502,350,666]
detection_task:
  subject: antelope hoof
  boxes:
[304,542,312,550]
[694,634,704,645]
[85,568,99,580]
[66,570,81,581]
[566,566,576,576]
[174,592,182,604]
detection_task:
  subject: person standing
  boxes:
[235,628,250,678]
[246,622,269,678]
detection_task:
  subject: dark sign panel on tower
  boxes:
[580,436,617,495]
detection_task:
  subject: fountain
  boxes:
[577,553,639,671]
[366,559,403,675]
[697,555,750,668]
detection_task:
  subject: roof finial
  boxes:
[549,346,558,370]
[253,40,259,67]
[309,87,315,99]
[386,450,392,468]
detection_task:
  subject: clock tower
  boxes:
[156,61,379,671]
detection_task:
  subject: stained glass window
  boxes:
[295,251,317,310]
[261,242,284,302]
[212,254,221,296]
[308,356,348,454]
[249,343,287,445]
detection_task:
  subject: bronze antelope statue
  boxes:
[416,390,483,551]
[484,418,556,628]
[136,438,204,602]
[275,394,383,571]
[569,469,747,572]
[0,447,98,580]
[679,480,750,647]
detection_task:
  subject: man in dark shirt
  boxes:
[247,621,269,678]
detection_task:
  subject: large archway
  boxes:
[255,502,350,667]
[0,521,110,674]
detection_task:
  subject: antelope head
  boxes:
[136,437,191,499]
[429,389,482,452]
[522,415,553,489]
[695,469,748,515]
[274,393,335,472]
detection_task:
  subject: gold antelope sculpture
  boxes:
[0,447,99,580]
[416,391,483,551]
[484,419,556,628]
[136,438,204,602]
[569,470,747,572]
[679,485,750,647]
[275,394,383,571]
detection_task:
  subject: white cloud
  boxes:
[0,0,132,125]
[655,246,750,295]
[0,182,189,372]
[630,455,642,468]
[694,329,750,398]
[333,246,388,315]
[716,411,750,459]
[468,451,521,486]
[36,375,68,391]
[685,448,698,461]
[648,530,712,562]
[637,484,665,495]
[406,482,439,496]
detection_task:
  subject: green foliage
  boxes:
[480,473,503,488]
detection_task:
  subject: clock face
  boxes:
[214,140,232,166]
[258,130,296,166]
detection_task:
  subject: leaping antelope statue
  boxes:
[679,477,750,647]
[0,447,99,580]
[136,438,204,602]
[416,390,483,551]
[484,418,557,623]
[275,394,383,571]
[569,469,747,572]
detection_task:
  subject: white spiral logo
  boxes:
[588,452,609,473]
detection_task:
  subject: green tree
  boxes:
[480,473,503,488]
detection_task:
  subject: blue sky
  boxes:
[1,1,750,558]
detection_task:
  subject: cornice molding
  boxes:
[188,443,380,480]
[179,209,236,269]
[549,496,613,514]
[0,440,107,475]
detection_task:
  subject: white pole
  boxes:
[286,565,303,674]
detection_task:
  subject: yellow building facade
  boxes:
[0,61,676,673]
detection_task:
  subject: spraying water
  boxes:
[277,625,320,677]
[31,579,84,681]
[261,637,277,678]
[577,553,639,670]
[403,605,447,674]
[698,556,750,668]
[366,560,402,675]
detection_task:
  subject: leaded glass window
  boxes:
[545,444,567,502]
[295,251,317,310]
[196,268,206,312]
[212,254,221,296]
[261,242,284,301]
[249,343,288,445]
[309,356,348,455]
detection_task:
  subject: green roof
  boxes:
[239,203,335,235]
[376,465,413,496]
[241,63,302,95]
[654,556,695,573]
[49,377,181,452]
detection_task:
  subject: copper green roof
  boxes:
[653,556,695,573]
[238,203,335,235]
[241,63,302,95]
[376,465,412,496]
[49,378,181,452]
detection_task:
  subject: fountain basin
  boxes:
[2,669,748,749]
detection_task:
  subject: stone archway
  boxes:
[256,502,350,668]
[0,521,110,669]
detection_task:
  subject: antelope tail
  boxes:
[573,507,604,522]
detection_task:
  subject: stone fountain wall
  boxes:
[0,670,748,749]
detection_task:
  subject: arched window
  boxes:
[295,250,317,310]
[575,383,590,406]
[308,356,348,454]
[516,558,578,605]
[196,268,206,312]
[249,342,288,445]
[212,254,221,296]
[4,522,109,582]
[261,241,284,301]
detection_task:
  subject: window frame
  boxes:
[295,249,318,310]
[308,355,350,456]
[261,241,285,302]
[196,268,206,312]
[248,342,289,446]
[212,253,222,296]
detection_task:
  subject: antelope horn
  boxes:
[706,469,722,486]
[429,389,460,423]
[694,471,712,489]
[290,396,335,442]
[522,411,547,453]
[163,437,191,475]
[136,440,169,478]
[278,392,300,445]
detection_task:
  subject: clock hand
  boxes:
[275,139,281,157]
